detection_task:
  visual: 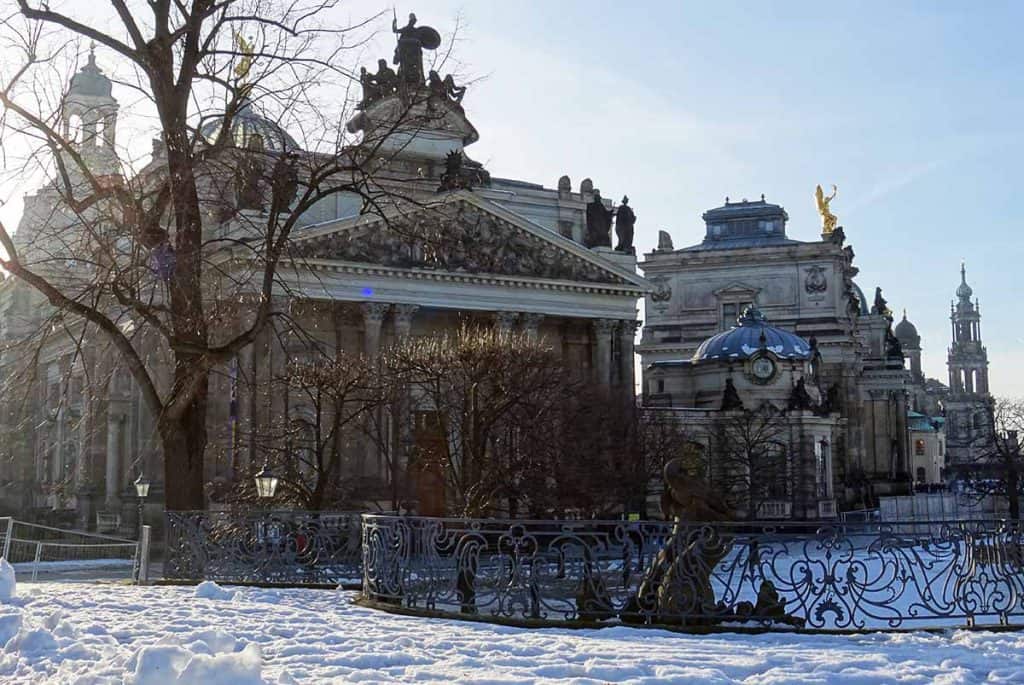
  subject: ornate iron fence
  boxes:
[165,510,363,585]
[361,515,1024,631]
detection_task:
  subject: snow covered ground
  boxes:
[1,576,1024,683]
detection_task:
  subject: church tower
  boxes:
[61,45,120,180]
[13,47,120,258]
[945,263,991,468]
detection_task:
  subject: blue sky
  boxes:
[348,0,1021,395]
[1,1,1020,395]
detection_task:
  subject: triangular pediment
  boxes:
[287,191,648,289]
[713,282,762,298]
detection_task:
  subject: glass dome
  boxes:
[692,305,812,363]
[199,99,300,153]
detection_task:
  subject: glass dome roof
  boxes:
[692,305,812,363]
[199,99,300,153]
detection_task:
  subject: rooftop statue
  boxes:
[359,59,398,107]
[614,195,636,254]
[814,184,838,234]
[392,12,441,87]
[584,190,613,248]
[872,286,892,319]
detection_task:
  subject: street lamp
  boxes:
[134,473,150,539]
[254,463,279,500]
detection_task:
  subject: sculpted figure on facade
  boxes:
[359,59,398,107]
[804,265,827,294]
[721,377,744,411]
[614,195,636,254]
[815,184,838,234]
[392,12,441,86]
[289,202,625,284]
[872,286,892,319]
[584,190,613,248]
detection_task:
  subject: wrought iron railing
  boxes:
[361,515,1024,631]
[165,510,363,585]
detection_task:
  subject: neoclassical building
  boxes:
[0,35,647,527]
[639,197,944,513]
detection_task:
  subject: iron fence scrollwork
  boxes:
[361,515,1024,631]
[165,510,363,585]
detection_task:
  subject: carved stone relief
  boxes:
[289,201,626,284]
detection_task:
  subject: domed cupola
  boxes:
[692,305,812,363]
[893,310,920,350]
[956,262,973,302]
[199,98,300,153]
[69,48,113,99]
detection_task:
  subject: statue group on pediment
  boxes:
[289,203,625,284]
[358,12,467,110]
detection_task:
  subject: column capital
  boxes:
[618,319,641,336]
[592,318,617,334]
[393,303,420,325]
[361,302,391,323]
[520,312,545,330]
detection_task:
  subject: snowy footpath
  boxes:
[0,570,1023,683]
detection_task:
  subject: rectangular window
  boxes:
[816,441,831,498]
[722,303,737,330]
[915,439,926,456]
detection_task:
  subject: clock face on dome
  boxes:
[751,356,776,383]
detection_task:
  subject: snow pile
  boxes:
[0,559,15,602]
[0,609,21,645]
[128,641,263,685]
[193,580,238,601]
[5,627,58,655]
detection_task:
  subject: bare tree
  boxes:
[540,397,695,519]
[239,352,390,510]
[0,2,429,510]
[951,397,1024,520]
[384,324,577,517]
[707,406,794,520]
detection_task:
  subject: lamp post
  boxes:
[133,473,150,539]
[254,462,279,500]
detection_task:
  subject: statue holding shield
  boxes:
[392,12,442,86]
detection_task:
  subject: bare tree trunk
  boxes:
[160,388,207,511]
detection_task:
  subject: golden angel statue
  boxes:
[234,32,255,82]
[814,184,838,234]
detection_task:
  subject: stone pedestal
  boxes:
[591,246,638,274]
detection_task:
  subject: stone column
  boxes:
[390,304,419,504]
[521,313,545,340]
[592,319,616,386]
[360,303,390,479]
[104,413,123,507]
[393,304,419,339]
[493,311,518,335]
[618,319,640,395]
[362,303,390,356]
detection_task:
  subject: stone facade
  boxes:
[0,51,647,528]
[639,198,922,512]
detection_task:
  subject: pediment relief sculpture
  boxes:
[288,201,627,285]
